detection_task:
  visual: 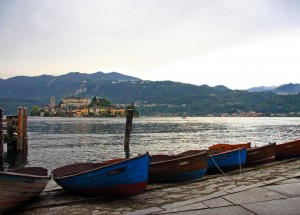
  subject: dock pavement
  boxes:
[7,158,300,215]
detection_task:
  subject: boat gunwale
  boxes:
[209,147,247,157]
[276,139,300,148]
[247,142,276,152]
[209,142,251,149]
[0,168,50,180]
[0,172,50,180]
[150,150,208,165]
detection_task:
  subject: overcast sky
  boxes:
[1,0,300,89]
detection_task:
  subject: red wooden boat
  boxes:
[0,167,50,214]
[149,150,208,183]
[276,139,300,160]
[246,143,276,167]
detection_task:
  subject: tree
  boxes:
[30,106,40,116]
[88,97,112,107]
[44,111,50,117]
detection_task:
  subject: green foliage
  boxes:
[0,73,299,116]
[30,106,40,116]
[43,111,50,117]
[89,97,112,107]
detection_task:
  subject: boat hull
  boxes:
[209,143,251,155]
[149,150,208,183]
[276,139,300,160]
[246,143,276,167]
[0,167,50,214]
[207,148,247,174]
[52,153,150,197]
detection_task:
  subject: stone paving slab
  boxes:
[159,202,207,214]
[278,178,300,184]
[223,187,287,204]
[124,207,163,215]
[161,191,227,210]
[242,197,300,215]
[261,176,287,185]
[159,205,256,215]
[202,197,233,208]
[266,182,300,197]
[286,171,300,178]
[224,182,265,194]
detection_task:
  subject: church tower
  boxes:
[50,96,55,107]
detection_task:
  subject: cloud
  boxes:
[144,30,300,89]
[1,0,300,88]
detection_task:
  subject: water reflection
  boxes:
[1,150,28,171]
[3,117,300,171]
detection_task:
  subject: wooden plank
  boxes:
[276,139,300,160]
[1,190,42,198]
[0,202,19,214]
[0,195,32,204]
[0,184,46,193]
[0,179,48,188]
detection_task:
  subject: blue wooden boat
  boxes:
[149,150,208,183]
[52,152,150,197]
[0,167,50,214]
[207,147,247,174]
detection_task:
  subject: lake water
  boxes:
[2,117,300,171]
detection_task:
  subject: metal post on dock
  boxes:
[124,109,133,159]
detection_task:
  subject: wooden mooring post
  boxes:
[17,107,28,151]
[124,109,133,159]
[4,107,28,153]
[1,107,28,170]
[6,115,18,152]
[0,109,3,165]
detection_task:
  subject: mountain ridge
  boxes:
[0,71,299,116]
[1,71,298,93]
[247,83,300,94]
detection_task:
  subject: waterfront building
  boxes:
[61,96,91,108]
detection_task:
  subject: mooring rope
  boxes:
[239,148,242,174]
[210,147,244,177]
[209,153,228,177]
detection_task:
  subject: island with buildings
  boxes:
[31,96,136,117]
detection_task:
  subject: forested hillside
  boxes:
[0,72,299,116]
